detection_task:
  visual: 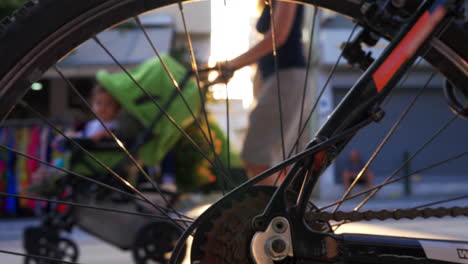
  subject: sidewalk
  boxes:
[0,192,465,264]
[1,191,465,241]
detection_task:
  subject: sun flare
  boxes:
[209,0,258,108]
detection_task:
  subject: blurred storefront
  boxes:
[316,14,468,199]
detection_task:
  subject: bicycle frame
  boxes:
[250,0,468,263]
[170,0,467,263]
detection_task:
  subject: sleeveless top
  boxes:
[256,3,305,80]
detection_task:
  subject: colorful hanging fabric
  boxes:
[0,157,5,192]
[50,125,66,167]
[6,128,18,215]
[17,128,29,208]
[0,128,6,193]
[56,189,69,214]
[39,126,50,164]
[26,125,41,178]
[27,125,41,212]
[46,127,54,164]
[0,128,7,214]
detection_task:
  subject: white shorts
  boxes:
[241,68,312,167]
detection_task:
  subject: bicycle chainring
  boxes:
[191,186,331,264]
[191,186,299,263]
[190,184,468,264]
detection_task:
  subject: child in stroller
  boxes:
[27,82,129,197]
[23,55,233,264]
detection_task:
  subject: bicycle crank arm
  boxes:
[251,216,294,263]
[251,212,341,263]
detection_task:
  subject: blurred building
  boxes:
[316,13,468,199]
[20,3,212,122]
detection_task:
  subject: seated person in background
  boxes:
[342,150,374,190]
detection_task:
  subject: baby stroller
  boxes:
[23,55,224,264]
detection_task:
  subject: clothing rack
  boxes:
[0,118,68,128]
[0,120,67,217]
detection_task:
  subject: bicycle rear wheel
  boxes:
[0,0,466,264]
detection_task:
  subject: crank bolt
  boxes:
[265,236,289,261]
[272,239,287,253]
[272,218,287,233]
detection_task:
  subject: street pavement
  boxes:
[0,194,467,264]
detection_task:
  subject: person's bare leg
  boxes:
[342,170,351,190]
[365,171,375,189]
[245,161,279,185]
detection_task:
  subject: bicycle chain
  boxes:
[305,206,468,223]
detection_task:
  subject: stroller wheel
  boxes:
[132,221,186,264]
[24,237,79,264]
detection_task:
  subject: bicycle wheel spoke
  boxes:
[133,16,231,186]
[0,192,192,223]
[296,7,318,154]
[382,57,424,108]
[53,65,189,222]
[224,82,231,170]
[92,35,235,189]
[320,152,468,211]
[54,66,166,197]
[355,115,460,211]
[273,22,358,186]
[329,195,468,228]
[0,249,82,264]
[0,143,151,204]
[223,0,231,176]
[273,4,318,186]
[0,1,465,263]
[286,23,359,159]
[18,101,189,230]
[220,79,231,194]
[414,195,468,209]
[266,0,287,161]
[334,71,437,213]
[175,1,232,192]
[272,3,319,185]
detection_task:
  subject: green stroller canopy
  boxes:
[96,55,201,166]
